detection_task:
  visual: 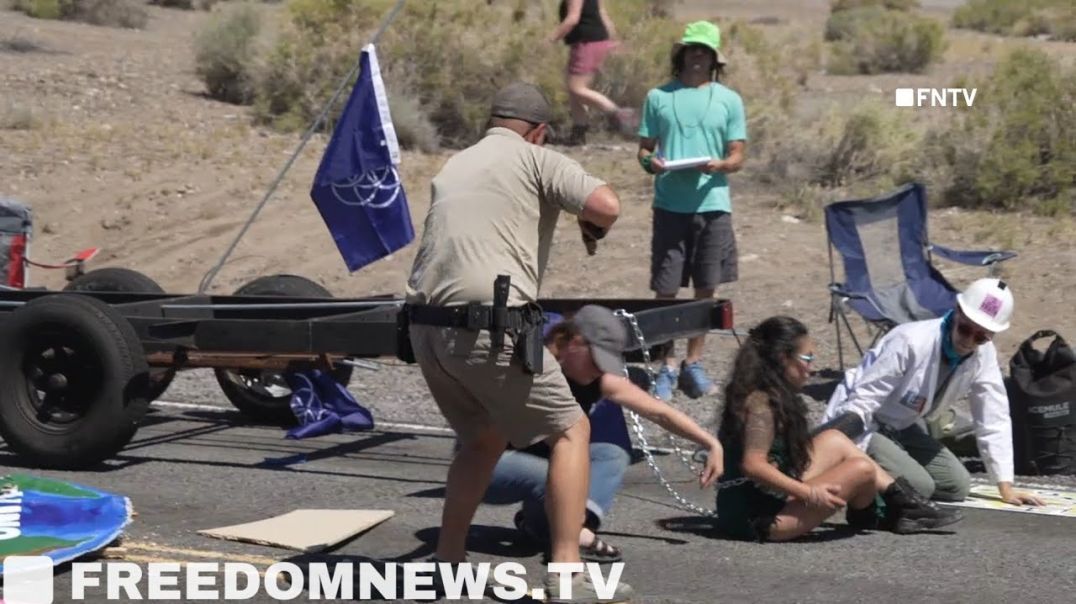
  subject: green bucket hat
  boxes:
[673,21,728,65]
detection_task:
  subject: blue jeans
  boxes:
[483,442,630,542]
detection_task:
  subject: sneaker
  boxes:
[677,361,717,399]
[653,365,678,401]
[881,476,964,534]
[544,571,634,603]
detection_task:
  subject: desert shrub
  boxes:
[952,0,1076,41]
[825,5,885,41]
[223,0,811,151]
[149,0,197,8]
[825,7,945,74]
[929,48,1076,213]
[816,104,918,187]
[246,0,685,147]
[194,2,262,104]
[384,83,440,153]
[830,0,920,12]
[12,0,148,29]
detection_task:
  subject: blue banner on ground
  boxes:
[0,475,132,573]
[309,44,415,272]
[285,370,375,439]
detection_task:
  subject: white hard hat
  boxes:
[956,278,1014,333]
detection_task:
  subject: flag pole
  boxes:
[197,0,409,294]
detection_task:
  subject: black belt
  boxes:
[406,302,542,332]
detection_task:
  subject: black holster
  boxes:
[511,304,547,375]
[396,304,416,364]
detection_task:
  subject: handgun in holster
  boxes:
[395,304,417,364]
[513,304,547,376]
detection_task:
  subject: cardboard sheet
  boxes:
[199,509,394,552]
[941,485,1076,518]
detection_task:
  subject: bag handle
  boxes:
[1020,329,1065,356]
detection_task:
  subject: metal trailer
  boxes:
[0,269,734,471]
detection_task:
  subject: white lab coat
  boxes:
[823,318,1015,484]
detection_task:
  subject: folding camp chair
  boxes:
[825,182,1017,370]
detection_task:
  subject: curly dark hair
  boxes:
[718,316,812,478]
[671,44,725,82]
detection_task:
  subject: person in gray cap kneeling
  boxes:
[483,305,724,570]
[405,82,630,602]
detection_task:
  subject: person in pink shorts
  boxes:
[548,0,637,145]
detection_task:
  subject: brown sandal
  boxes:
[579,535,622,563]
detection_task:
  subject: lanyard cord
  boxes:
[670,82,715,138]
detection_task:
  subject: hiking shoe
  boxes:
[678,361,717,399]
[653,365,678,401]
[544,571,634,603]
[881,476,964,534]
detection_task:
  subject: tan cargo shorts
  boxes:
[409,324,584,449]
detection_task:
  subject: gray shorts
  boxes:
[408,324,584,449]
[650,207,738,295]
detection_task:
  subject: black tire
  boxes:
[213,274,354,425]
[63,267,163,294]
[63,267,176,402]
[0,294,151,469]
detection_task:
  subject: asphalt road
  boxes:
[5,392,1075,604]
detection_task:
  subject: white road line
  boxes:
[151,400,456,434]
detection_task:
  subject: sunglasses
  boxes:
[797,353,815,364]
[956,318,993,344]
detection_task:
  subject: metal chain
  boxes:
[614,310,750,518]
[618,311,704,474]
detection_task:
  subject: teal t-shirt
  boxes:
[638,80,747,214]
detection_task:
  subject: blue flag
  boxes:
[310,44,415,272]
[284,369,375,440]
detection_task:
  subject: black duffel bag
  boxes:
[1005,330,1076,475]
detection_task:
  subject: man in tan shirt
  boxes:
[405,82,630,600]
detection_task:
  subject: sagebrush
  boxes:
[928,48,1076,213]
[214,0,818,151]
[951,0,1076,41]
[193,2,263,104]
[11,0,148,29]
[830,0,920,12]
[825,7,945,74]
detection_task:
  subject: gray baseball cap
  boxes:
[490,81,553,125]
[573,305,630,376]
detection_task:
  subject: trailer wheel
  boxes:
[63,267,176,402]
[0,294,151,469]
[213,274,354,425]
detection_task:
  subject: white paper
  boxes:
[661,156,711,171]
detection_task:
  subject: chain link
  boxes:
[614,309,750,518]
[620,311,705,474]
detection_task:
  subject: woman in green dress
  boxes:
[715,316,963,541]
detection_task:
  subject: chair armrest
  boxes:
[829,283,871,300]
[930,243,1017,266]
